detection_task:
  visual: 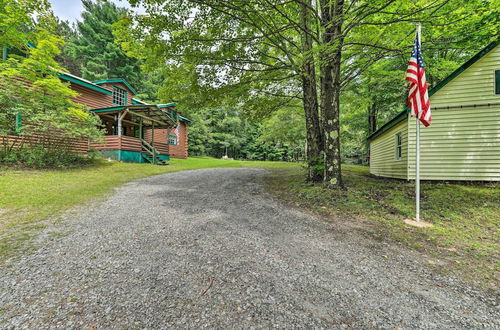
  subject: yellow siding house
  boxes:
[369,41,500,181]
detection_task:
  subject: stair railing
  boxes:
[140,138,160,164]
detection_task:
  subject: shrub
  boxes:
[0,146,93,169]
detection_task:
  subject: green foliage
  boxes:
[0,1,102,164]
[0,28,102,141]
[304,154,324,180]
[187,107,302,161]
[257,106,305,149]
[115,0,498,171]
[339,0,498,159]
[53,17,80,75]
[52,0,172,102]
[240,125,292,161]
[63,0,142,87]
[0,145,92,168]
[113,1,303,120]
[0,0,51,49]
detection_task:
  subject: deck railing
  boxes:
[90,135,142,152]
[90,135,169,155]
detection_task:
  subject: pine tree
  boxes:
[66,0,141,87]
[54,18,81,75]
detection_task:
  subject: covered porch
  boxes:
[90,104,177,164]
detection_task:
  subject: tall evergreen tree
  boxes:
[54,18,80,75]
[66,0,141,87]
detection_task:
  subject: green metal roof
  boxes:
[368,40,499,141]
[91,104,191,125]
[158,103,192,124]
[367,108,409,141]
[90,105,177,128]
[179,115,192,124]
[132,98,148,105]
[93,78,138,95]
[59,73,112,95]
[89,106,126,113]
[157,103,177,108]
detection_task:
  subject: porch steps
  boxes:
[140,138,168,165]
[141,153,167,165]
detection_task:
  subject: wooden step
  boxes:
[141,152,168,165]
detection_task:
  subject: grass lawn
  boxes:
[266,165,500,288]
[0,157,295,261]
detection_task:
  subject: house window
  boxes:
[168,134,178,145]
[395,133,402,160]
[112,86,127,105]
[495,70,500,95]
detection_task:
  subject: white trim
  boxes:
[132,98,148,105]
[494,69,500,95]
[394,132,402,161]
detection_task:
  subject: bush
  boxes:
[0,146,93,169]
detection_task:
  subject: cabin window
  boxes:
[495,70,500,95]
[395,133,402,160]
[112,86,127,105]
[168,134,178,145]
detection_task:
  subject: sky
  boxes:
[48,0,145,23]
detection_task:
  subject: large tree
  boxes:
[65,0,142,87]
[116,0,497,187]
[116,0,324,178]
[53,17,81,76]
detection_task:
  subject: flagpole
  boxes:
[416,115,420,222]
[415,23,421,222]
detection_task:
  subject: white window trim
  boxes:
[494,69,500,95]
[168,134,178,146]
[112,86,127,105]
[395,133,402,161]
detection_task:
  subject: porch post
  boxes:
[117,111,123,137]
[139,117,143,139]
[151,122,156,164]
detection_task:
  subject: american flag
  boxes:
[406,28,431,127]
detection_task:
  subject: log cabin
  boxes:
[2,66,190,164]
[60,74,191,163]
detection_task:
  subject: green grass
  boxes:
[0,156,295,261]
[266,165,500,288]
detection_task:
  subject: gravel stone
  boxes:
[0,168,498,329]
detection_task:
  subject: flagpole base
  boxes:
[404,218,434,228]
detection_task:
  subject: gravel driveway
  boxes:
[1,168,498,329]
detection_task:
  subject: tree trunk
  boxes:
[320,0,344,188]
[368,104,377,134]
[300,0,323,182]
